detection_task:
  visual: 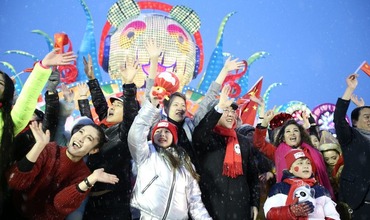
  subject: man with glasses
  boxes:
[193,85,260,220]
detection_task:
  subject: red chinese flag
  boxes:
[239,77,263,125]
[361,61,370,77]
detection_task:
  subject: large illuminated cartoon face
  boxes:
[108,13,197,90]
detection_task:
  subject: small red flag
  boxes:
[360,61,370,77]
[238,77,263,125]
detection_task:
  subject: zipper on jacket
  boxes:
[162,169,176,220]
[141,175,159,194]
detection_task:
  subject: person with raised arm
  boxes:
[6,121,118,220]
[193,85,260,220]
[334,73,370,219]
[127,80,211,220]
[79,55,140,219]
[0,49,76,217]
[144,39,245,170]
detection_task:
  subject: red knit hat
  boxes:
[151,120,178,144]
[285,149,309,169]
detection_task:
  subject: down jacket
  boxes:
[128,100,211,220]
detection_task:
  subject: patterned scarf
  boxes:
[214,124,243,178]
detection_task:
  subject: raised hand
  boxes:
[77,83,89,100]
[250,95,264,106]
[216,56,246,85]
[346,73,358,90]
[120,60,140,84]
[145,39,162,59]
[351,94,365,107]
[61,83,74,103]
[261,108,276,127]
[300,111,311,129]
[26,121,50,163]
[42,48,77,67]
[83,54,95,80]
[250,95,265,118]
[29,121,50,147]
[145,39,163,80]
[223,56,245,72]
[217,84,235,110]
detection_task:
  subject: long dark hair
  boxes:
[0,71,15,199]
[273,119,313,147]
[154,143,200,181]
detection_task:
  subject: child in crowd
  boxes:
[264,149,340,219]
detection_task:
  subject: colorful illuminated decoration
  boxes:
[262,82,283,111]
[76,0,103,82]
[3,0,277,128]
[276,100,312,125]
[184,12,269,119]
[311,103,350,133]
[54,33,78,84]
[99,0,203,91]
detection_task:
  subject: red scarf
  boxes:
[284,177,316,206]
[99,118,116,128]
[214,124,243,178]
[332,155,344,178]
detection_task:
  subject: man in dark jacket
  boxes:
[78,55,140,219]
[334,73,370,220]
[193,85,260,220]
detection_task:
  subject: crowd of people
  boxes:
[0,42,369,220]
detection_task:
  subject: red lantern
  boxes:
[152,71,180,102]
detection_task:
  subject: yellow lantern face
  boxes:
[108,13,197,91]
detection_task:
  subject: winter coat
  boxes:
[145,78,221,168]
[334,98,370,210]
[14,91,59,161]
[264,171,340,220]
[193,107,260,220]
[78,80,138,218]
[253,125,334,199]
[128,100,211,220]
[0,62,52,141]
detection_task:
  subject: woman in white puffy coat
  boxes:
[128,98,212,220]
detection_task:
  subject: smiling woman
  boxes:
[127,96,211,219]
[253,116,335,198]
[6,122,118,220]
[0,49,77,217]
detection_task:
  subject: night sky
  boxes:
[1,0,369,116]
